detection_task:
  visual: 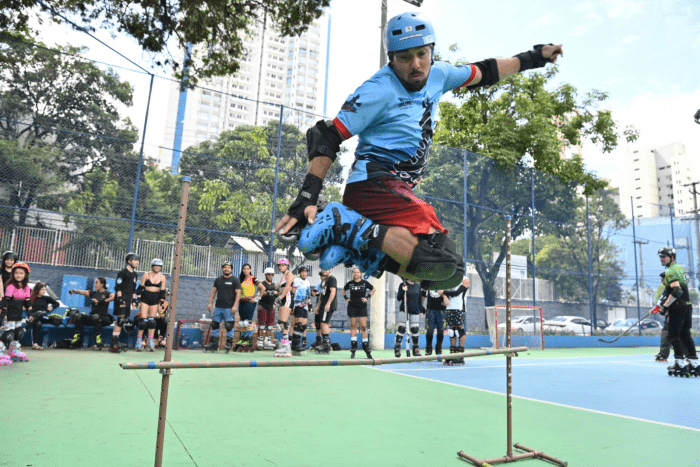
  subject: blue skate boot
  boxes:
[298,202,375,258]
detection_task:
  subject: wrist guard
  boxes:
[287,173,323,223]
[514,44,553,71]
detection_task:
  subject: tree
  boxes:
[178,122,343,256]
[1,0,330,84]
[425,59,636,314]
[0,33,138,227]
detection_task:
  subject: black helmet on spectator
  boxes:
[126,252,140,263]
[658,247,676,259]
[2,250,18,262]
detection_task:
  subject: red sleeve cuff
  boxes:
[455,64,479,90]
[332,117,353,140]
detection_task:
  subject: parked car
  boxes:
[605,318,662,335]
[496,315,542,334]
[594,318,609,330]
[542,316,592,336]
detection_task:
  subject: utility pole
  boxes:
[634,239,649,290]
[684,181,700,289]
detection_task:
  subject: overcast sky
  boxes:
[35,0,700,183]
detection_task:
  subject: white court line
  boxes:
[365,365,700,433]
[390,359,661,372]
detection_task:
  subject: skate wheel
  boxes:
[304,250,321,261]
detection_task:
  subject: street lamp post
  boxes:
[379,0,424,68]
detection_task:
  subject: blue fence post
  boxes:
[670,205,676,249]
[463,150,468,332]
[128,73,154,252]
[630,197,642,335]
[586,193,595,327]
[269,105,285,266]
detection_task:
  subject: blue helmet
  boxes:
[384,12,435,54]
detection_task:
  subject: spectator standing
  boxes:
[205,261,241,352]
[1,251,18,297]
[110,252,140,353]
[135,258,167,352]
[0,262,32,362]
[313,269,338,354]
[343,267,375,358]
[443,277,471,365]
[154,289,170,348]
[28,282,60,350]
[288,266,312,355]
[68,278,114,349]
[256,268,279,350]
[275,258,295,352]
[395,280,424,357]
[238,263,259,350]
[423,289,449,355]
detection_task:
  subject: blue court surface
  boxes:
[373,350,700,431]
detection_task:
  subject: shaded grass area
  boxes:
[1,347,697,467]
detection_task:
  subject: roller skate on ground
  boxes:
[0,342,12,366]
[92,335,104,350]
[667,359,694,377]
[412,347,421,357]
[8,342,29,362]
[444,346,457,365]
[292,344,306,356]
[256,336,265,350]
[274,338,292,357]
[425,344,433,356]
[146,337,156,352]
[362,341,372,359]
[452,346,465,365]
[109,336,124,353]
[70,333,82,349]
[350,340,358,359]
[224,337,234,354]
[394,345,401,358]
[689,356,700,377]
[263,338,276,350]
[203,336,219,353]
[314,338,331,355]
[655,354,668,363]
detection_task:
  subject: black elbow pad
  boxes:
[306,120,342,162]
[467,58,499,89]
[671,286,683,298]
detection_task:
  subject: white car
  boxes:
[496,316,542,334]
[605,318,662,335]
[542,316,592,336]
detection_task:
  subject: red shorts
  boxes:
[257,307,276,328]
[343,178,446,236]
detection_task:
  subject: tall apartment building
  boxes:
[160,14,330,170]
[617,142,695,218]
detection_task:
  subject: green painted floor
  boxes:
[2,347,698,467]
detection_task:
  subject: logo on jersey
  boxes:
[391,97,434,187]
[341,94,362,113]
[398,97,413,109]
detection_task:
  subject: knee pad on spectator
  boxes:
[397,325,406,336]
[137,319,148,331]
[456,328,465,338]
[147,318,156,329]
[277,319,289,331]
[224,321,235,332]
[410,325,420,337]
[1,331,12,347]
[447,329,455,338]
[210,321,220,330]
[14,327,26,342]
[294,322,307,334]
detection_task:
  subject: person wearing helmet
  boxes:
[154,288,170,348]
[256,267,279,350]
[657,247,698,376]
[134,258,168,352]
[275,258,295,352]
[289,265,312,354]
[1,250,19,296]
[110,252,140,353]
[0,262,31,361]
[205,261,242,352]
[274,12,562,290]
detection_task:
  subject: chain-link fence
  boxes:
[2,33,698,334]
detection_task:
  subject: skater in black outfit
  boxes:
[110,253,140,353]
[313,269,337,354]
[657,247,698,376]
[654,272,686,362]
[343,266,375,358]
[28,282,60,350]
[68,278,114,349]
[423,289,448,355]
[395,280,424,357]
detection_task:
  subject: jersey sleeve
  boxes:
[334,75,392,139]
[665,265,685,285]
[433,61,477,92]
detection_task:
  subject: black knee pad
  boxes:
[294,322,307,333]
[1,331,12,347]
[277,319,289,331]
[15,327,26,342]
[137,319,148,331]
[397,325,406,336]
[410,325,420,336]
[147,318,156,329]
[407,233,462,281]
[210,320,221,330]
[456,328,465,338]
[224,321,234,332]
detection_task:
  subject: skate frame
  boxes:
[458,216,567,467]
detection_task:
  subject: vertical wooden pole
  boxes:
[505,215,513,458]
[154,177,190,467]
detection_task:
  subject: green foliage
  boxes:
[0,0,330,84]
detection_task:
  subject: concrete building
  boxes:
[161,14,331,170]
[617,142,695,218]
